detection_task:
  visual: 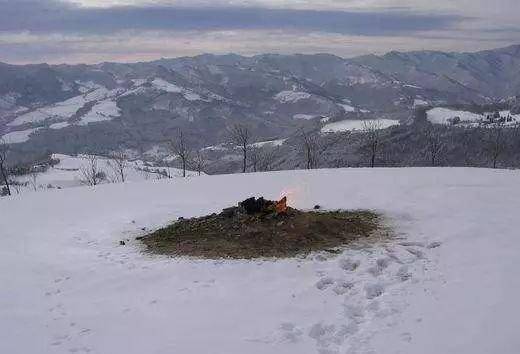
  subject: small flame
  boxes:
[279,188,298,206]
[275,196,288,214]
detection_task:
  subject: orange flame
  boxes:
[275,196,288,214]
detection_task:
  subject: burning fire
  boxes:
[275,196,288,214]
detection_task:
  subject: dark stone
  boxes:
[314,205,321,210]
[119,240,126,246]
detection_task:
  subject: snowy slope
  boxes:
[427,107,520,125]
[14,154,200,192]
[322,119,400,133]
[1,127,42,143]
[1,168,520,354]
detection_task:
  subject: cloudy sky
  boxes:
[1,0,519,64]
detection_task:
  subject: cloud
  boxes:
[0,0,463,36]
[0,0,519,64]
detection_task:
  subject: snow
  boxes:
[14,154,199,191]
[413,98,428,107]
[1,168,520,354]
[151,78,182,93]
[293,114,316,120]
[77,100,121,126]
[151,78,204,101]
[1,127,41,144]
[322,119,400,133]
[49,122,70,130]
[427,107,482,124]
[275,91,312,103]
[202,143,231,152]
[250,139,286,148]
[427,108,520,126]
[7,85,117,127]
[339,103,356,112]
[183,92,202,101]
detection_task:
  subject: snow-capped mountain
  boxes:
[1,45,520,165]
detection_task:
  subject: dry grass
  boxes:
[139,209,387,259]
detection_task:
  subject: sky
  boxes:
[1,0,519,64]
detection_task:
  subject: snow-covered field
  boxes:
[427,107,520,125]
[1,168,519,354]
[322,119,400,133]
[1,127,42,143]
[275,91,312,103]
[14,154,199,192]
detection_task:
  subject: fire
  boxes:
[275,196,288,214]
[278,188,299,204]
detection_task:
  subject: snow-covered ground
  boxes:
[77,100,121,126]
[322,119,400,133]
[427,107,520,126]
[251,138,287,148]
[275,91,312,103]
[7,84,117,128]
[293,114,317,120]
[1,168,519,354]
[13,154,199,192]
[1,127,42,143]
[339,103,356,112]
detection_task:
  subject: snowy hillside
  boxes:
[13,154,201,192]
[1,168,519,353]
[322,119,400,133]
[427,107,520,126]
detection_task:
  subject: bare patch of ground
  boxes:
[139,201,387,259]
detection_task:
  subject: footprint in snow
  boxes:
[332,281,354,295]
[279,322,304,343]
[405,248,425,259]
[401,332,413,343]
[368,257,392,277]
[365,283,385,299]
[427,241,442,249]
[396,265,412,282]
[339,258,360,272]
[316,277,335,290]
[398,241,425,248]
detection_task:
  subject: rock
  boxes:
[119,240,126,246]
[314,205,321,210]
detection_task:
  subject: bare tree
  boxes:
[79,155,105,186]
[362,120,383,168]
[108,150,128,183]
[249,146,262,172]
[0,138,11,196]
[301,130,320,169]
[249,145,279,172]
[229,124,251,173]
[193,150,207,176]
[170,129,191,177]
[424,125,445,166]
[29,170,39,191]
[260,147,280,172]
[300,129,345,170]
[484,124,506,169]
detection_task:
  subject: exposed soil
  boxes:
[139,198,386,259]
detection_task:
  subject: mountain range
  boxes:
[1,44,520,167]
